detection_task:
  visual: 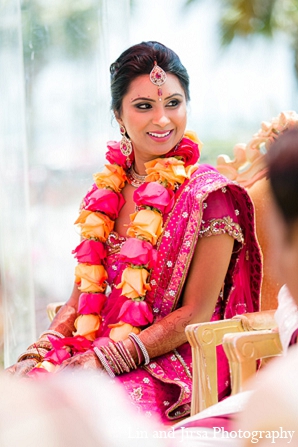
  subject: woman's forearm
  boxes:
[123,306,194,362]
[41,283,80,338]
[47,302,78,336]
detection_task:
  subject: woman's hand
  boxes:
[5,359,38,377]
[57,350,104,372]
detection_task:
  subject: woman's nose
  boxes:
[152,109,171,127]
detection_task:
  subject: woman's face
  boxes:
[116,73,187,164]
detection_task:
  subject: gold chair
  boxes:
[185,310,277,415]
[186,113,298,416]
[46,302,65,322]
[217,149,281,311]
[222,329,282,396]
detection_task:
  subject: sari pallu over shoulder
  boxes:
[146,164,262,319]
[124,164,262,421]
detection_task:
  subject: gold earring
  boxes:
[120,125,132,156]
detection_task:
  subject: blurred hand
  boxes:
[57,350,104,372]
[5,359,38,377]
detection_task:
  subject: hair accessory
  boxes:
[120,125,132,156]
[149,61,167,101]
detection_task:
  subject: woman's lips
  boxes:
[147,130,173,142]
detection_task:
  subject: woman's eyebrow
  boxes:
[131,97,155,103]
[164,93,184,100]
[131,93,183,103]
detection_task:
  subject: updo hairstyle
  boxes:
[110,41,190,116]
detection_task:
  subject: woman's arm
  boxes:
[5,284,81,375]
[124,232,234,361]
[47,283,80,335]
[50,233,234,372]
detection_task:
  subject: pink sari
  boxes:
[93,164,262,423]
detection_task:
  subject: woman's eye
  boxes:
[167,99,180,107]
[135,103,152,110]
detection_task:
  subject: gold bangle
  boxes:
[17,348,48,363]
[39,330,65,339]
[100,346,120,375]
[116,341,137,370]
[109,342,130,373]
[27,341,52,351]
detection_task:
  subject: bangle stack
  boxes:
[27,340,52,351]
[17,347,49,363]
[17,330,64,364]
[93,341,137,378]
[39,330,65,339]
[128,332,150,365]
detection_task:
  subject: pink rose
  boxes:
[78,292,107,315]
[118,299,154,326]
[166,137,200,166]
[119,238,157,267]
[133,182,175,214]
[72,239,107,265]
[44,336,93,365]
[44,339,71,365]
[84,188,125,220]
[106,140,134,168]
[27,368,50,379]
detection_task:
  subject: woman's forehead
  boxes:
[124,73,185,100]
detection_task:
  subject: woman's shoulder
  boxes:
[187,163,237,194]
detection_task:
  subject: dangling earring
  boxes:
[120,125,132,156]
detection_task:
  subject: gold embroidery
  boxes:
[106,231,126,255]
[200,216,244,244]
[130,386,143,402]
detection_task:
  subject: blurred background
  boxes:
[0,0,297,366]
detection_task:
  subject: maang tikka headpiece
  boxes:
[149,60,167,101]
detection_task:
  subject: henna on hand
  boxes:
[48,303,78,337]
[5,358,38,377]
[58,351,103,372]
[138,307,194,359]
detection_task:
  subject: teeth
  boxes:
[148,131,171,138]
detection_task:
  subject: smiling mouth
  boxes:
[147,130,172,138]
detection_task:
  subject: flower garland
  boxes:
[32,132,201,372]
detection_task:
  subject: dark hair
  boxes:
[267,128,298,225]
[110,41,190,115]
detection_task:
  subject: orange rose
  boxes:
[75,263,108,293]
[75,210,114,241]
[93,164,126,192]
[116,267,151,299]
[145,157,193,189]
[185,164,198,177]
[73,314,101,341]
[127,209,163,245]
[184,129,203,152]
[109,321,141,342]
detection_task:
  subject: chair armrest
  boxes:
[232,310,277,331]
[46,302,65,322]
[222,330,282,395]
[185,311,278,415]
[185,318,243,415]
